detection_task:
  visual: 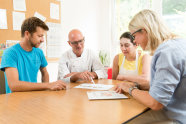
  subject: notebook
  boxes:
[87,91,128,100]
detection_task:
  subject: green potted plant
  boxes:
[99,50,110,67]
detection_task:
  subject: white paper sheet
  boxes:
[13,11,25,30]
[46,23,63,46]
[87,91,128,100]
[46,22,67,58]
[34,12,46,22]
[74,83,114,90]
[13,0,26,11]
[50,3,59,20]
[0,9,8,29]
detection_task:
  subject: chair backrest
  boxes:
[0,70,6,94]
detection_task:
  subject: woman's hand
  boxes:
[114,82,134,94]
[116,75,125,81]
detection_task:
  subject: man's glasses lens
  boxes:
[70,38,85,45]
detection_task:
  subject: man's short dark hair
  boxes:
[21,17,49,37]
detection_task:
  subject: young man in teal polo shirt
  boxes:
[0,17,66,93]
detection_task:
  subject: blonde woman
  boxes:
[112,32,151,90]
[115,9,185,123]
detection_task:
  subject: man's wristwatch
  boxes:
[129,86,138,96]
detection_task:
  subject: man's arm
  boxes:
[91,51,108,79]
[64,72,78,78]
[57,55,71,82]
[5,67,66,92]
[40,67,49,82]
[70,71,96,82]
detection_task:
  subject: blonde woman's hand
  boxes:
[114,82,133,94]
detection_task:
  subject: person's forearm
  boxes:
[131,89,163,110]
[70,73,80,82]
[121,75,149,90]
[42,73,49,82]
[64,72,78,78]
[9,81,50,92]
[112,74,117,80]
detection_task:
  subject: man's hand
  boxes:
[77,71,95,81]
[48,80,67,91]
[70,71,97,82]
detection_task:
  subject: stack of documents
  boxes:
[74,83,128,100]
[87,91,128,100]
[74,83,114,90]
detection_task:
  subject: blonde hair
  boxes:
[128,9,177,55]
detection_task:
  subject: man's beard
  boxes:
[30,42,35,47]
[28,38,37,48]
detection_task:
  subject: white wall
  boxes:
[37,62,58,82]
[38,0,113,82]
[60,0,112,55]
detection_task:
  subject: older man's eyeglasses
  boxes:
[131,29,142,40]
[70,38,85,45]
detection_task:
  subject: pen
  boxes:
[90,77,96,86]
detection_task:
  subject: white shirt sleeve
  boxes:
[90,50,108,79]
[57,53,71,82]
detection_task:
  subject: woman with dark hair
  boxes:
[112,32,151,90]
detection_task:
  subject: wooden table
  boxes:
[0,79,147,124]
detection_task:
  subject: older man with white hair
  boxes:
[58,29,107,82]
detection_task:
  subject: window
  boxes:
[111,0,151,60]
[115,0,186,40]
[162,0,186,38]
[110,0,186,66]
[116,0,151,38]
[113,0,186,56]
